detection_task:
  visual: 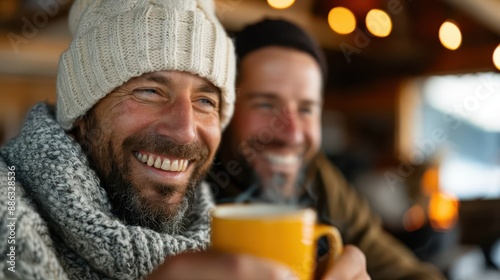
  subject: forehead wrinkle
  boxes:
[196,83,221,96]
[139,72,221,95]
[144,72,171,85]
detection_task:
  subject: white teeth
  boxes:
[264,153,299,165]
[161,158,171,171]
[147,155,155,166]
[135,152,189,172]
[154,157,162,168]
[171,160,179,171]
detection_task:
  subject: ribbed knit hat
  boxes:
[56,0,236,130]
[235,18,327,81]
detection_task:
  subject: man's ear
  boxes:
[70,115,95,156]
[70,117,86,142]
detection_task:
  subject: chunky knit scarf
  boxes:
[0,103,213,279]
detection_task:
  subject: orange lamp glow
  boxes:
[421,167,440,195]
[403,204,426,232]
[428,191,459,231]
[328,7,356,35]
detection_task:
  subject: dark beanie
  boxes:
[234,18,328,81]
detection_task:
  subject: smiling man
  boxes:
[0,0,238,278]
[76,71,223,234]
[76,71,224,234]
[209,19,445,280]
[220,44,323,201]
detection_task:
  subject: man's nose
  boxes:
[156,96,197,145]
[275,109,304,146]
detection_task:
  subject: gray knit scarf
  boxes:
[0,103,213,279]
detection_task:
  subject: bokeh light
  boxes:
[493,44,500,71]
[439,21,462,50]
[267,0,295,10]
[429,191,459,231]
[328,7,356,35]
[366,9,392,37]
[403,204,426,232]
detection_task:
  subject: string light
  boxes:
[328,7,356,35]
[428,191,459,231]
[439,20,462,50]
[403,204,426,232]
[493,44,500,71]
[267,0,295,10]
[366,9,392,37]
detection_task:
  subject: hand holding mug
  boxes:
[211,204,343,280]
[320,245,370,280]
[146,251,295,280]
[147,204,370,280]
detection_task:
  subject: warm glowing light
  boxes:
[403,204,426,232]
[429,191,459,231]
[365,9,392,37]
[328,7,356,35]
[439,21,462,50]
[267,0,295,9]
[421,167,439,195]
[493,44,500,71]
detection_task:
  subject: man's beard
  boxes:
[239,158,307,205]
[80,112,210,234]
[223,133,308,204]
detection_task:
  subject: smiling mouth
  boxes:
[263,153,300,165]
[134,152,189,172]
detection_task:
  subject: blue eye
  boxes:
[135,88,158,95]
[198,98,216,107]
[194,97,219,114]
[132,88,165,103]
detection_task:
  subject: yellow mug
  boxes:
[211,204,343,280]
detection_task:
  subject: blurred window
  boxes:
[402,72,500,200]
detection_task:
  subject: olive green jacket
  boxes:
[311,154,444,279]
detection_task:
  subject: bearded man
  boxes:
[0,0,237,278]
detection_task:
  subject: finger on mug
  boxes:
[146,251,297,280]
[322,245,369,280]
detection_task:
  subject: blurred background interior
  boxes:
[1,0,499,279]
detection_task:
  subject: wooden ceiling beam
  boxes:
[214,0,343,49]
[442,0,500,36]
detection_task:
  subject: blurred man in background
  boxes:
[209,18,444,280]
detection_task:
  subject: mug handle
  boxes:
[313,225,343,270]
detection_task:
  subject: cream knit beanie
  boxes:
[56,0,236,130]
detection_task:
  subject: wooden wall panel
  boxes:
[0,75,56,144]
